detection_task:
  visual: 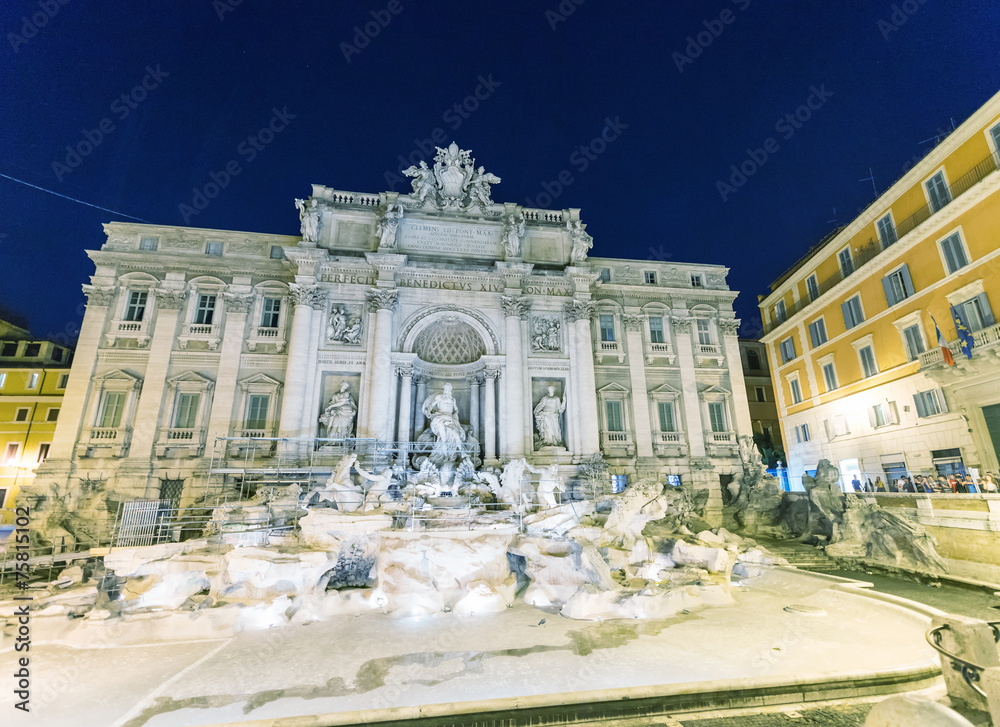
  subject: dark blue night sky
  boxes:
[1,1,998,341]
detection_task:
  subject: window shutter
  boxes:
[841,300,853,328]
[888,401,899,424]
[882,275,897,306]
[936,389,949,413]
[899,264,915,297]
[913,393,927,418]
[976,293,995,327]
[867,407,877,428]
[809,323,818,348]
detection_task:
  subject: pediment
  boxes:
[598,382,630,394]
[239,373,283,390]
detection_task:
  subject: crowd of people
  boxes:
[850,472,999,494]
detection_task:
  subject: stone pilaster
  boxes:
[567,300,600,454]
[564,310,580,455]
[128,286,187,461]
[483,368,499,464]
[413,374,427,437]
[360,288,398,440]
[204,289,252,451]
[47,285,115,462]
[467,373,481,441]
[672,316,705,457]
[624,313,654,458]
[720,319,753,437]
[502,295,530,458]
[297,289,328,440]
[277,284,322,448]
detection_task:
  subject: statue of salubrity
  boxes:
[533,386,566,449]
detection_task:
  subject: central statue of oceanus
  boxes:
[421,382,467,462]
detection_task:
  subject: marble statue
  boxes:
[474,468,503,499]
[402,160,437,205]
[295,198,322,243]
[533,386,566,448]
[536,464,566,509]
[318,453,364,512]
[327,305,363,344]
[354,462,401,509]
[502,211,526,259]
[500,457,541,514]
[410,459,441,498]
[567,219,593,264]
[319,382,357,439]
[468,166,501,209]
[375,202,403,250]
[531,318,561,352]
[402,143,501,211]
[421,383,467,462]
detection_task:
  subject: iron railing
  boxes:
[926,621,1000,699]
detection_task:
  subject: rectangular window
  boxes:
[173,393,200,429]
[194,294,217,325]
[605,400,624,432]
[697,319,712,345]
[939,232,969,274]
[599,268,611,283]
[873,402,892,428]
[842,295,864,329]
[599,314,616,342]
[902,324,925,360]
[245,394,270,430]
[914,389,947,418]
[0,372,6,389]
[644,271,657,284]
[46,408,60,422]
[877,213,897,248]
[991,123,1000,154]
[754,386,766,403]
[690,274,703,288]
[261,297,281,328]
[774,300,786,324]
[708,402,727,432]
[26,373,39,389]
[808,318,828,348]
[269,246,284,260]
[926,171,951,212]
[957,295,995,333]
[746,349,761,369]
[794,423,811,443]
[838,247,854,278]
[24,343,40,357]
[99,391,126,428]
[15,408,29,422]
[124,291,147,322]
[822,362,838,391]
[206,241,223,256]
[3,443,20,465]
[58,373,69,389]
[859,345,878,378]
[806,274,820,302]
[611,474,629,493]
[790,378,803,404]
[648,316,665,343]
[0,342,17,356]
[657,401,675,432]
[779,337,796,364]
[51,348,63,362]
[36,443,50,463]
[139,236,158,251]
[882,265,915,306]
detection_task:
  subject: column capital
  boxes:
[153,287,187,310]
[223,291,253,314]
[284,247,328,278]
[623,313,644,332]
[289,283,326,309]
[719,318,740,336]
[565,299,596,322]
[671,316,693,333]
[482,367,502,380]
[82,284,116,307]
[366,287,399,312]
[395,363,414,378]
[467,372,484,385]
[501,295,531,319]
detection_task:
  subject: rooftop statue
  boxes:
[402,143,500,212]
[295,197,322,243]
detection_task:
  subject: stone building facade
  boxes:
[38,144,751,522]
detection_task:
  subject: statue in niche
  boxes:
[501,211,526,259]
[319,381,357,439]
[421,382,467,462]
[567,219,593,264]
[375,202,404,249]
[327,305,363,344]
[533,386,567,448]
[295,198,322,243]
[536,464,566,509]
[532,318,561,352]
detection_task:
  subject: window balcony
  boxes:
[594,340,625,364]
[105,319,151,347]
[77,426,131,458]
[178,323,221,350]
[247,326,287,352]
[601,430,635,455]
[653,431,687,457]
[705,430,737,456]
[645,342,676,365]
[920,321,1000,371]
[155,427,205,457]
[695,343,724,366]
[226,431,277,458]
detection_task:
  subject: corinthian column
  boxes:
[720,318,753,436]
[483,368,499,463]
[567,300,600,454]
[502,295,530,457]
[360,288,398,440]
[624,313,654,458]
[468,373,481,441]
[205,289,252,452]
[278,284,321,447]
[128,287,187,459]
[672,315,705,457]
[396,365,414,446]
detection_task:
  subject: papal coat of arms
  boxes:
[403,142,501,212]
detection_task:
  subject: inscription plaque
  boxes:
[398,219,502,257]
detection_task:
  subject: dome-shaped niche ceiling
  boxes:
[413,316,486,365]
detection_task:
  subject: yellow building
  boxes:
[759,89,1000,490]
[0,323,74,519]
